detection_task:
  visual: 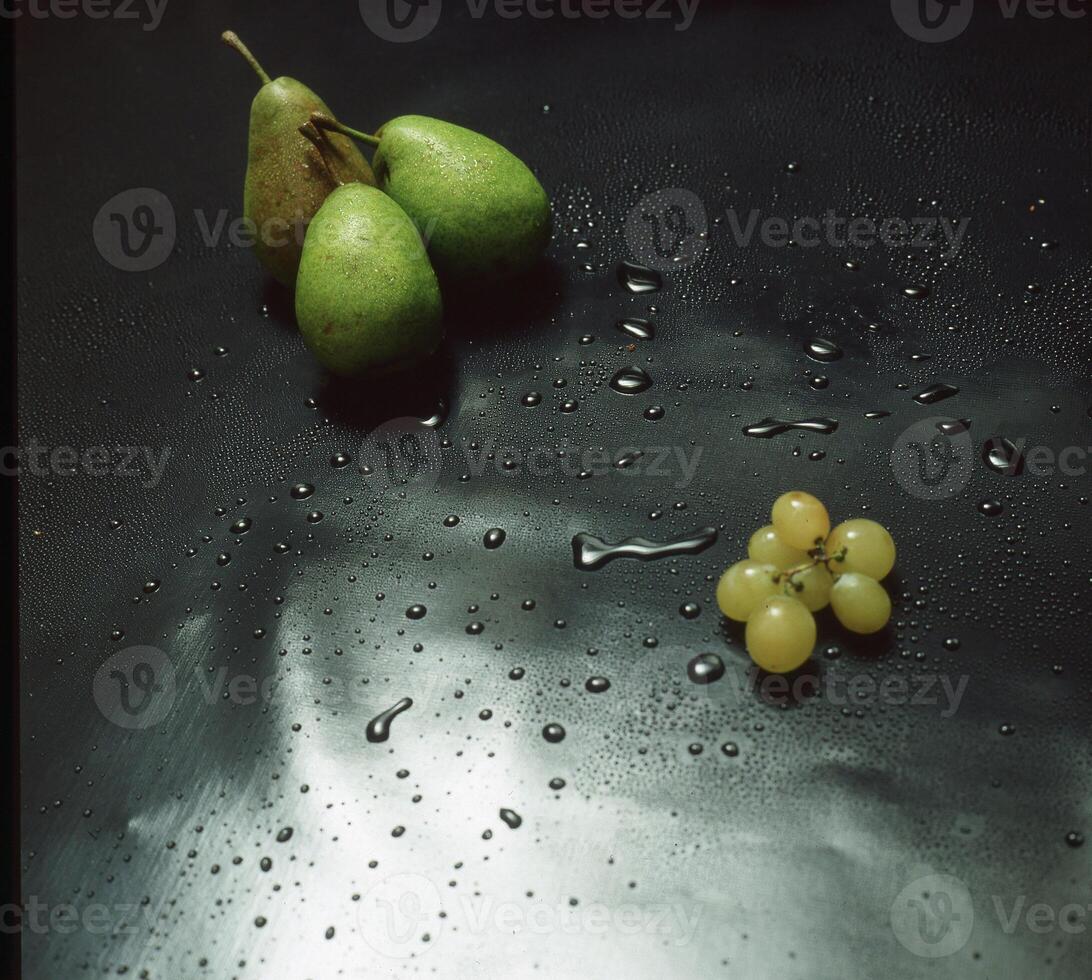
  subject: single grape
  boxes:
[771,490,830,551]
[830,573,892,634]
[748,524,808,569]
[745,596,816,673]
[826,519,896,580]
[716,560,779,622]
[782,563,834,612]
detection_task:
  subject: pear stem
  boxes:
[222,30,272,86]
[311,112,381,148]
[298,123,345,186]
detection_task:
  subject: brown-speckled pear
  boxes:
[293,130,442,378]
[221,31,374,287]
[313,113,551,288]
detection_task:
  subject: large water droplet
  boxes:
[542,723,566,743]
[617,261,662,293]
[616,317,655,341]
[609,366,653,395]
[914,383,960,405]
[572,527,718,571]
[743,417,838,438]
[365,697,413,743]
[804,337,842,362]
[687,653,725,685]
[982,437,1024,476]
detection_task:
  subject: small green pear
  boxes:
[294,129,443,377]
[313,113,551,288]
[222,31,375,287]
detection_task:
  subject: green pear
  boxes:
[294,129,442,377]
[221,31,375,287]
[313,113,551,288]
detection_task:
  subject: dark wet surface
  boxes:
[16,2,1092,977]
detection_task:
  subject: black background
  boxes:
[15,1,1092,977]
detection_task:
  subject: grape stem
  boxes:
[773,543,847,586]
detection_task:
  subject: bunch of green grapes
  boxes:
[716,491,896,673]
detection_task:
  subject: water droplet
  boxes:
[499,808,523,830]
[720,742,740,758]
[609,366,653,395]
[902,284,930,299]
[542,723,566,743]
[290,483,315,500]
[522,392,542,407]
[977,499,1004,517]
[644,405,665,421]
[617,261,662,294]
[616,317,655,341]
[743,417,838,438]
[330,452,351,468]
[585,676,611,694]
[572,526,718,571]
[982,437,1024,477]
[275,827,293,843]
[484,528,507,549]
[804,337,842,362]
[230,517,252,534]
[686,653,725,685]
[406,604,427,620]
[679,601,701,619]
[365,698,413,743]
[913,383,960,405]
